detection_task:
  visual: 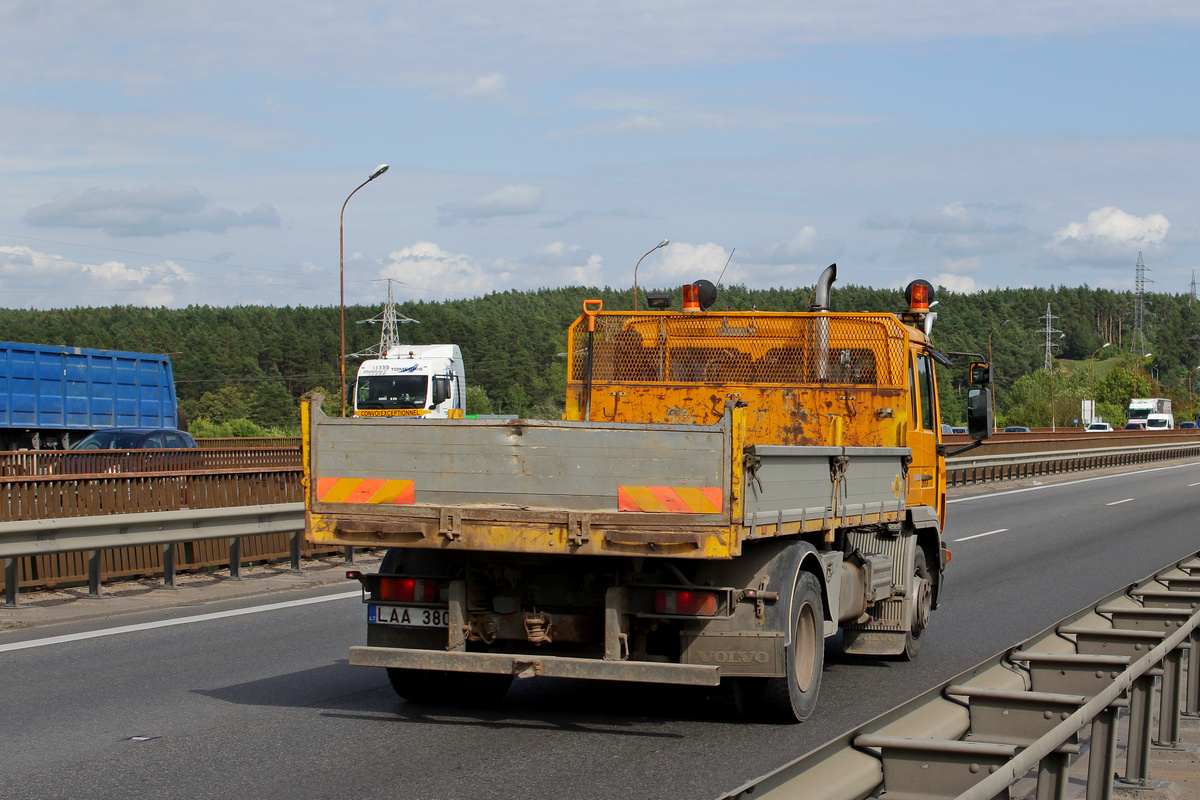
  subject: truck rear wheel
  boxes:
[386,668,513,707]
[742,571,824,723]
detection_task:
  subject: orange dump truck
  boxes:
[304,266,993,721]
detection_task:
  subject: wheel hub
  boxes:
[912,577,932,631]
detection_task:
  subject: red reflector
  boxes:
[654,589,718,616]
[378,577,437,602]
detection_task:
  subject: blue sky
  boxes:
[2,2,1198,309]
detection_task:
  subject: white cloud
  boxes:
[763,226,819,263]
[456,73,506,100]
[377,240,604,297]
[1053,206,1169,245]
[438,184,545,224]
[379,242,510,297]
[529,242,605,284]
[1048,206,1170,263]
[24,183,280,237]
[652,242,731,283]
[0,244,193,306]
[933,272,979,293]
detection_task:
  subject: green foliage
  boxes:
[465,384,493,415]
[189,417,298,438]
[249,380,298,428]
[1095,367,1153,408]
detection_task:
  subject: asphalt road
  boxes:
[4,461,1200,800]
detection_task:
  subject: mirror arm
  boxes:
[939,440,983,458]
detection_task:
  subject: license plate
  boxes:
[368,604,449,628]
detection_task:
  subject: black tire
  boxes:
[379,549,512,707]
[743,571,824,723]
[386,667,513,706]
[379,547,405,575]
[900,547,932,661]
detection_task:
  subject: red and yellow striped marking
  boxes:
[618,486,723,514]
[316,477,415,504]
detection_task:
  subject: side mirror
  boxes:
[970,362,993,385]
[432,377,450,405]
[966,386,993,440]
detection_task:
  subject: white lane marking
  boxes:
[948,461,1200,504]
[1106,498,1135,506]
[1189,482,1200,487]
[0,590,361,654]
[953,528,1009,542]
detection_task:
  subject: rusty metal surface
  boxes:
[0,446,300,477]
[1,469,301,521]
[196,437,301,449]
[566,311,909,388]
[562,310,918,452]
[348,644,723,685]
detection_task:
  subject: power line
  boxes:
[1035,304,1062,372]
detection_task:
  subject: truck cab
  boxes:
[353,344,465,419]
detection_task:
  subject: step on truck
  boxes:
[304,266,994,722]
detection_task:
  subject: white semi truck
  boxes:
[1128,397,1174,430]
[353,345,466,419]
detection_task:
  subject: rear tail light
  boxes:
[655,589,718,616]
[378,577,438,602]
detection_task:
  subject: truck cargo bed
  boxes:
[305,399,910,559]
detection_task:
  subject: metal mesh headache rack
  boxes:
[568,312,908,389]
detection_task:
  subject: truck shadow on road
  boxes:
[192,658,822,732]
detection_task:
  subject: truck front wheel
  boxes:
[899,548,931,661]
[386,668,513,707]
[742,571,824,723]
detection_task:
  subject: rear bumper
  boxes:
[349,646,721,686]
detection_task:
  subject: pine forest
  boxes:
[3,281,1198,435]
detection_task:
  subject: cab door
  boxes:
[906,350,941,514]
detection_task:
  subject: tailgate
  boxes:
[304,399,737,558]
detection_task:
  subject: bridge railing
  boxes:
[722,552,1200,800]
[0,462,307,598]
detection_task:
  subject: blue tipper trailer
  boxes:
[0,341,179,450]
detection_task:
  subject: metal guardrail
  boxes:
[0,503,329,607]
[721,552,1200,800]
[946,440,1200,487]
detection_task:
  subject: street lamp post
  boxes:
[631,239,670,311]
[340,164,389,417]
[1089,342,1111,423]
[987,319,1009,432]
